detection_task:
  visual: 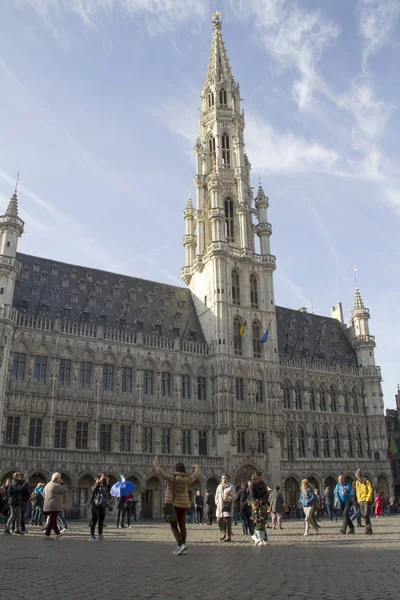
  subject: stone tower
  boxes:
[350,284,383,417]
[182,12,278,365]
[0,185,24,444]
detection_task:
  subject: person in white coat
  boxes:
[215,474,237,542]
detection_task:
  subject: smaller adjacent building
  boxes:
[385,384,400,501]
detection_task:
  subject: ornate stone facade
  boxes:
[0,14,391,518]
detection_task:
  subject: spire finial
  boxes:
[15,171,20,193]
[258,173,262,187]
[213,11,222,30]
[352,266,358,286]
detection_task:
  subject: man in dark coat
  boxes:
[194,490,204,525]
[20,476,31,533]
[269,485,285,529]
[4,472,24,535]
[236,482,253,535]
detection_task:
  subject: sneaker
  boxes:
[14,530,24,535]
[172,546,181,555]
[219,535,226,541]
[89,536,98,542]
[98,534,104,541]
[251,534,258,542]
[3,529,11,536]
[176,544,186,555]
[223,537,231,542]
[303,532,308,537]
[60,528,67,534]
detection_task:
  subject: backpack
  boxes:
[94,487,110,507]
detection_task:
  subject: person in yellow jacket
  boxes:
[355,469,373,535]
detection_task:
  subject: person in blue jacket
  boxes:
[334,475,355,535]
[299,479,319,537]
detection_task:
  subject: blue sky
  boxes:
[0,0,399,407]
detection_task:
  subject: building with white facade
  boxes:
[0,13,390,518]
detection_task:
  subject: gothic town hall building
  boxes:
[0,14,390,518]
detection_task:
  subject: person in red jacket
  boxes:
[375,492,384,518]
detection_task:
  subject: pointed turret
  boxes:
[0,184,24,306]
[6,190,19,218]
[354,285,364,310]
[254,177,272,257]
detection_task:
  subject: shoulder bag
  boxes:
[163,475,178,524]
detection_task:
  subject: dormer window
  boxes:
[154,323,162,335]
[70,268,77,280]
[219,88,227,106]
[221,134,230,167]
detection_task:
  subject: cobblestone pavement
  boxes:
[2,516,400,600]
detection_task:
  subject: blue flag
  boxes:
[260,328,269,344]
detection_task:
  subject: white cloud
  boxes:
[232,0,340,111]
[357,0,400,66]
[245,113,340,174]
[339,78,393,141]
[19,0,209,38]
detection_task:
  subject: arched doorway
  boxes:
[377,475,389,497]
[324,475,336,490]
[284,477,300,511]
[142,476,162,520]
[206,477,218,497]
[307,476,319,491]
[28,471,48,491]
[345,475,354,485]
[235,464,258,487]
[76,474,95,518]
[1,472,14,484]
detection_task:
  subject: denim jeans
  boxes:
[32,505,43,525]
[240,509,254,535]
[116,508,125,527]
[58,510,68,529]
[7,506,21,532]
[326,504,337,521]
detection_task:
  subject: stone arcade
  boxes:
[0,13,390,518]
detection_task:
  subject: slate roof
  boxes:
[13,253,357,365]
[13,253,205,343]
[275,306,357,366]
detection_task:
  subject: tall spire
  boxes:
[206,12,234,86]
[6,172,20,217]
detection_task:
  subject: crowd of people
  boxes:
[0,464,397,553]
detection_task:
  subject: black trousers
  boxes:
[342,502,354,532]
[196,507,203,524]
[91,506,107,536]
[207,509,214,525]
[218,517,232,538]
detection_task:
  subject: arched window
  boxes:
[283,381,291,409]
[287,425,294,460]
[221,133,230,167]
[231,269,240,305]
[312,426,319,458]
[322,426,330,458]
[333,427,341,458]
[356,428,363,457]
[209,136,216,170]
[295,382,302,410]
[309,384,316,411]
[352,387,359,414]
[208,91,214,108]
[343,387,350,413]
[219,88,227,106]
[250,274,259,309]
[320,384,326,412]
[252,321,261,358]
[233,316,243,356]
[225,198,235,243]
[330,385,337,412]
[348,427,354,458]
[298,426,306,457]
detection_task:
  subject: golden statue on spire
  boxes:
[213,11,222,28]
